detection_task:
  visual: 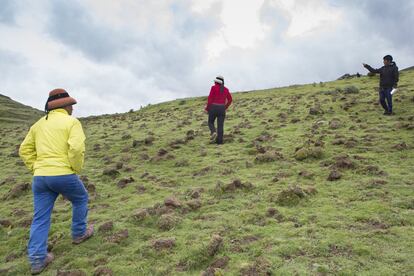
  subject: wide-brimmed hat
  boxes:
[214,75,224,84]
[45,88,77,111]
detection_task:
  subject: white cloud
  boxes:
[206,0,269,59]
[269,0,342,37]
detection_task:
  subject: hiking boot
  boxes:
[383,111,390,115]
[210,132,217,143]
[31,253,54,275]
[72,224,94,245]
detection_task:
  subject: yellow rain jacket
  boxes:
[19,109,86,176]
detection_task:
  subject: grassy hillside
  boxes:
[1,70,413,275]
[0,94,43,126]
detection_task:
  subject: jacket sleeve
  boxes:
[67,119,86,174]
[364,64,381,74]
[205,87,214,111]
[393,66,399,87]
[19,127,37,174]
[225,90,233,109]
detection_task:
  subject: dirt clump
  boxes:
[202,256,230,276]
[207,234,223,256]
[329,119,342,129]
[117,176,135,188]
[331,154,355,170]
[152,238,176,251]
[298,170,314,179]
[239,257,272,276]
[294,146,323,161]
[266,207,284,222]
[0,176,16,186]
[131,208,149,221]
[255,151,284,163]
[164,196,182,208]
[98,221,114,232]
[327,170,342,181]
[4,183,30,199]
[102,168,120,178]
[392,142,408,150]
[275,186,315,206]
[93,267,113,276]
[217,179,254,193]
[157,214,180,231]
[0,219,13,228]
[186,199,202,210]
[105,229,128,243]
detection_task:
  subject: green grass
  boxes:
[0,94,43,126]
[1,71,414,275]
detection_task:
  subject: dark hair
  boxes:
[383,55,393,62]
[220,83,224,94]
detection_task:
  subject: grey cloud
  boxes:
[48,1,131,62]
[0,0,17,24]
[334,0,414,51]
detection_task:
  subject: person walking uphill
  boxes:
[19,89,94,275]
[205,76,233,144]
[363,55,399,115]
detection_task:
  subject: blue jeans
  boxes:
[28,174,88,267]
[379,87,393,113]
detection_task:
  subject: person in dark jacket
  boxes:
[363,55,399,115]
[205,76,232,144]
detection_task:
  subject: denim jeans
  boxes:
[28,174,88,267]
[379,87,393,113]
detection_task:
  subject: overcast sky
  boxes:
[1,0,413,117]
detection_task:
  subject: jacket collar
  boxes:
[49,108,69,115]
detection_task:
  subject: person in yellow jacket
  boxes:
[19,89,94,275]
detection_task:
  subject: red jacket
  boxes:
[205,84,232,111]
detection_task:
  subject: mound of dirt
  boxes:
[275,186,316,206]
[98,221,114,232]
[4,183,30,199]
[294,147,323,161]
[207,234,223,257]
[216,179,254,193]
[327,170,342,181]
[157,214,180,231]
[255,151,284,163]
[93,267,113,276]
[152,238,176,251]
[117,176,135,188]
[105,229,128,243]
[131,208,149,221]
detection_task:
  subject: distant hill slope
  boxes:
[0,94,43,125]
[401,65,414,72]
[0,70,413,275]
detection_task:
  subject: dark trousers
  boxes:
[379,87,393,113]
[208,104,226,144]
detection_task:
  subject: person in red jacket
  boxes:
[205,75,232,144]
